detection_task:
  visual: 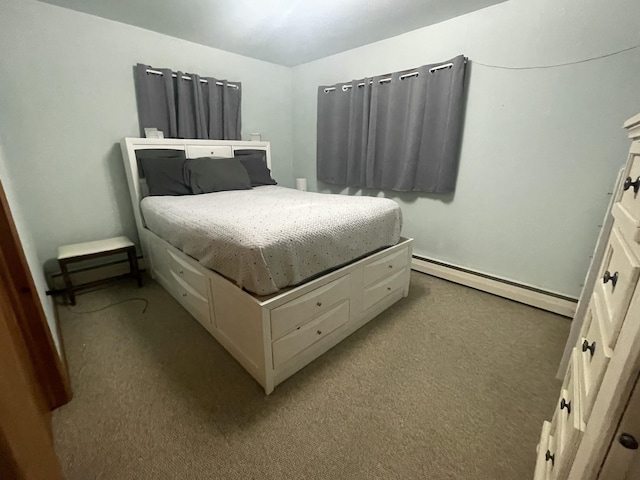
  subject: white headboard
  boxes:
[120,137,271,257]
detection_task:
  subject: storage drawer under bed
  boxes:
[272,300,350,368]
[170,271,211,330]
[362,268,407,311]
[363,247,409,287]
[270,275,351,341]
[167,249,208,298]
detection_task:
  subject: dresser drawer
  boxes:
[271,275,350,341]
[171,271,211,329]
[186,145,233,158]
[597,229,640,348]
[614,150,640,244]
[363,268,407,311]
[272,300,350,368]
[363,247,409,287]
[534,421,553,480]
[579,294,613,424]
[549,391,580,480]
[549,348,585,480]
[168,249,208,298]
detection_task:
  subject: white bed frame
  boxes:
[120,137,413,394]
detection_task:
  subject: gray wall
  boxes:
[1,0,639,312]
[291,0,640,298]
[0,145,61,352]
[0,0,294,274]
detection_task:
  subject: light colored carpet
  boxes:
[52,271,570,480]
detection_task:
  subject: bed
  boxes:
[121,138,413,394]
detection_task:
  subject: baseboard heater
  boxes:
[411,255,577,318]
[48,254,577,317]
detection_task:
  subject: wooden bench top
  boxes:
[57,236,134,260]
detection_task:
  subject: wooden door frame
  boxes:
[0,178,71,478]
[0,179,71,410]
[0,273,66,479]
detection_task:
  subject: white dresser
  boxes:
[533,112,640,480]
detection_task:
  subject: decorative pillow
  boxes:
[136,149,190,196]
[184,157,252,194]
[234,150,277,186]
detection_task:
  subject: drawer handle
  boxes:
[560,398,571,415]
[182,293,187,297]
[388,265,393,269]
[179,270,184,275]
[316,301,322,307]
[316,330,322,335]
[619,433,639,450]
[623,176,640,194]
[602,270,618,288]
[387,287,392,291]
[582,339,596,358]
[545,450,555,465]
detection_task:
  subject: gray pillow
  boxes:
[184,157,252,194]
[234,151,277,186]
[136,149,190,196]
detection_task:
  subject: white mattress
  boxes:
[140,186,402,295]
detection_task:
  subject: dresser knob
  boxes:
[619,433,639,450]
[545,450,555,465]
[316,301,322,307]
[317,330,322,335]
[623,176,640,194]
[387,287,392,291]
[182,293,187,297]
[560,398,571,415]
[388,265,393,269]
[582,339,596,358]
[603,270,618,288]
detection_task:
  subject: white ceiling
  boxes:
[38,0,505,66]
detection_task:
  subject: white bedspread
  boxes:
[140,186,402,295]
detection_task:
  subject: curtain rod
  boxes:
[323,62,455,93]
[145,68,239,89]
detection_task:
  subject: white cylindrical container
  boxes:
[295,178,308,191]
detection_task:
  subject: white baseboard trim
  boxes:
[411,257,577,318]
[50,257,147,291]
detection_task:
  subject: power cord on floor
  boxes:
[65,298,149,315]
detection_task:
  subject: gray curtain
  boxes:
[317,55,467,193]
[134,63,241,140]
